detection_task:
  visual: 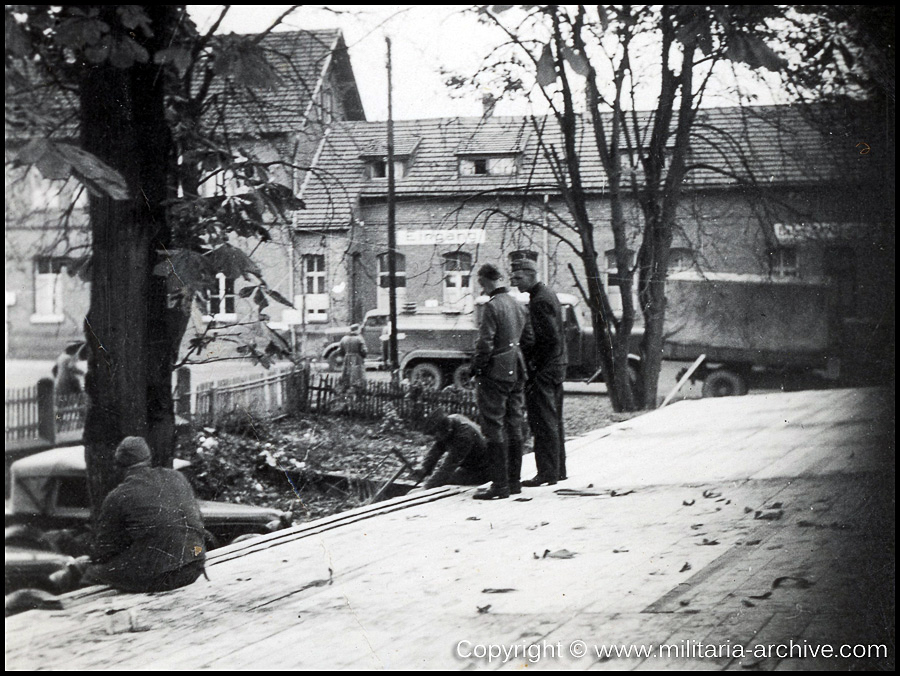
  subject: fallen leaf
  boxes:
[690,523,704,530]
[466,516,481,521]
[544,549,578,559]
[754,510,784,521]
[741,599,755,607]
[683,499,696,506]
[698,538,720,546]
[514,497,533,502]
[744,539,762,546]
[702,490,721,499]
[772,576,814,590]
[749,591,773,600]
[612,548,629,553]
[482,588,516,594]
[769,502,783,509]
[679,600,690,606]
[477,604,491,614]
[610,489,635,498]
[680,562,692,572]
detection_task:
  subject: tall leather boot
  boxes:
[474,441,510,500]
[508,437,523,495]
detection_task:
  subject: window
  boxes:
[768,247,798,278]
[443,251,473,311]
[377,251,407,311]
[303,254,328,323]
[668,247,694,274]
[459,155,518,177]
[368,159,406,180]
[205,273,236,321]
[32,257,66,323]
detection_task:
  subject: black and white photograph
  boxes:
[5,4,894,670]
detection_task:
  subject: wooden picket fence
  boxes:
[5,366,478,447]
[5,384,41,443]
[305,374,478,425]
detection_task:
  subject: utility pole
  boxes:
[386,36,399,373]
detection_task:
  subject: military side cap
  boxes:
[477,263,502,281]
[115,436,152,467]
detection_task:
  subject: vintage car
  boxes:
[5,445,291,594]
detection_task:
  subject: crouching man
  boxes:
[57,436,207,594]
[414,410,489,489]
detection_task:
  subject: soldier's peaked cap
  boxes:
[511,259,537,272]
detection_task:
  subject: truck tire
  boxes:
[452,363,475,390]
[409,362,443,390]
[326,350,344,372]
[702,369,748,397]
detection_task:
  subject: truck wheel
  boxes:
[410,362,442,390]
[327,350,344,372]
[452,363,475,390]
[702,369,748,397]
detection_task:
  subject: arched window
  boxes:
[377,251,407,310]
[443,251,473,311]
[205,272,236,322]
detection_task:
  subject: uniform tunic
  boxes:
[521,281,568,480]
[421,414,489,488]
[339,333,367,388]
[84,467,206,593]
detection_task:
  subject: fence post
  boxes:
[175,367,192,421]
[37,377,57,444]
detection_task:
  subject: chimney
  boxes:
[482,94,496,119]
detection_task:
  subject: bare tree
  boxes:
[463,5,791,410]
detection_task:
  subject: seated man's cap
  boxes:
[115,436,152,467]
[477,263,502,281]
[349,323,361,333]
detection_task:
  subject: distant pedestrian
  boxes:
[510,258,568,486]
[339,324,367,388]
[52,342,85,396]
[470,263,531,500]
[414,409,489,489]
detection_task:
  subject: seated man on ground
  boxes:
[54,436,207,594]
[414,409,490,489]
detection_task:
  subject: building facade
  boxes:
[5,29,366,360]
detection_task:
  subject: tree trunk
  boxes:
[80,6,176,514]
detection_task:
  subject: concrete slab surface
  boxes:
[5,387,894,670]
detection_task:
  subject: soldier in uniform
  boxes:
[510,258,568,486]
[79,437,207,593]
[414,409,489,488]
[470,263,531,500]
[338,323,367,388]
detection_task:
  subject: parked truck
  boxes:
[382,293,640,390]
[662,271,838,396]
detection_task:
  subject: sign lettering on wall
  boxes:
[774,222,874,243]
[397,229,485,246]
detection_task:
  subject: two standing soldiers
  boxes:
[470,260,567,500]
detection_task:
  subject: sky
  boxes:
[187,5,790,123]
[188,5,514,121]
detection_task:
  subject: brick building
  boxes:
[289,105,891,371]
[5,29,365,359]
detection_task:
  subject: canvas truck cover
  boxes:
[664,272,833,366]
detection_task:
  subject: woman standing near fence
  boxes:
[339,324,367,389]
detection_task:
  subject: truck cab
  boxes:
[385,292,639,389]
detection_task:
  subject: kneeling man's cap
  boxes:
[115,436,152,467]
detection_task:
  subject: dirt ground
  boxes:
[176,393,641,525]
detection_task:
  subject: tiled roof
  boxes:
[294,105,871,229]
[208,29,365,134]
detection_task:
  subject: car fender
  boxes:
[399,349,472,372]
